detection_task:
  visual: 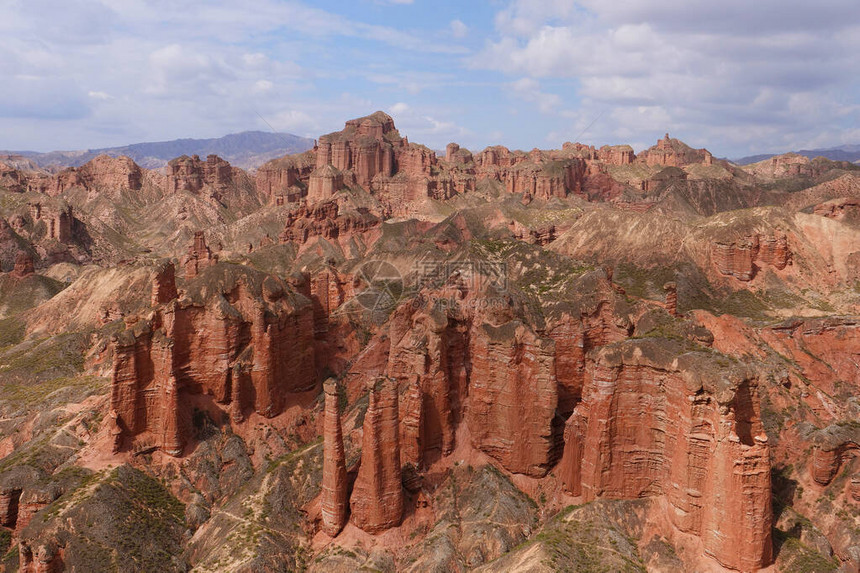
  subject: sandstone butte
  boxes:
[2,111,860,572]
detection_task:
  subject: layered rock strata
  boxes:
[468,321,558,476]
[278,200,380,246]
[558,338,772,571]
[712,232,790,281]
[166,154,233,194]
[110,263,315,454]
[27,155,143,196]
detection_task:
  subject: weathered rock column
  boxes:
[321,379,348,537]
[161,374,183,457]
[663,281,678,317]
[11,252,34,278]
[350,377,403,533]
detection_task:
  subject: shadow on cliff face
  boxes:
[770,465,798,559]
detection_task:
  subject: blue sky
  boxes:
[1,0,858,157]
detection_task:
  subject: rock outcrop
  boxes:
[663,281,678,316]
[387,303,466,467]
[808,424,860,486]
[306,165,345,204]
[814,197,860,223]
[760,318,860,394]
[151,259,178,305]
[183,231,217,279]
[468,321,558,477]
[110,262,315,454]
[278,200,380,247]
[0,162,27,193]
[0,487,21,528]
[315,112,397,189]
[18,541,63,573]
[559,338,772,571]
[598,145,635,165]
[306,266,354,337]
[10,252,34,278]
[350,377,403,533]
[321,379,348,537]
[255,152,315,204]
[743,152,822,179]
[27,201,74,244]
[712,232,790,281]
[637,134,714,167]
[166,154,233,195]
[27,155,143,196]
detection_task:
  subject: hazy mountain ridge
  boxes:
[734,143,860,165]
[1,130,314,171]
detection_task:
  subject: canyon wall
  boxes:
[558,338,772,571]
[110,262,315,454]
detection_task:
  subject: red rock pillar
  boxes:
[558,409,586,496]
[350,377,403,533]
[321,379,348,537]
[700,380,772,571]
[161,374,183,456]
[151,260,178,305]
[664,282,678,316]
[108,409,123,454]
[230,363,249,424]
[250,305,277,417]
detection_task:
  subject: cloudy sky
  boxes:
[1,0,858,157]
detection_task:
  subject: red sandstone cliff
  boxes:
[559,338,772,571]
[278,200,381,249]
[468,320,558,476]
[27,155,143,197]
[255,152,315,204]
[110,262,315,455]
[637,133,714,167]
[165,154,233,195]
[712,232,790,281]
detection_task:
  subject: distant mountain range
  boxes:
[734,144,860,165]
[1,131,315,171]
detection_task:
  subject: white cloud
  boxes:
[390,102,410,115]
[253,80,274,94]
[272,109,318,134]
[509,78,561,114]
[450,19,468,39]
[473,0,860,155]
